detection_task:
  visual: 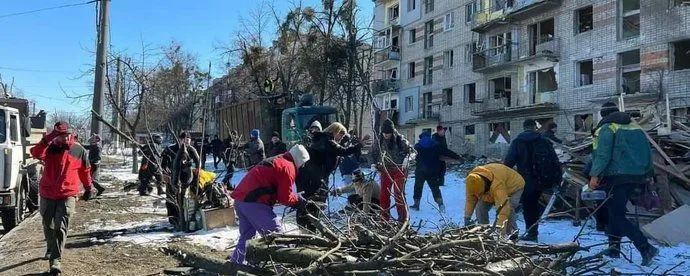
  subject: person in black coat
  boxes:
[295,122,362,231]
[411,130,460,212]
[432,125,449,186]
[84,134,106,196]
[504,119,560,241]
[211,135,225,170]
[267,131,288,157]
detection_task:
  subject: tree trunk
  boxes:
[131,143,139,174]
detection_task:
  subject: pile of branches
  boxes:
[237,212,599,276]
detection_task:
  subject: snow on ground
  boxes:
[98,155,690,273]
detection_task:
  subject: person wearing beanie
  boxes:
[241,129,265,166]
[504,119,561,242]
[464,163,524,238]
[432,125,449,186]
[411,130,461,212]
[370,118,411,222]
[267,131,288,157]
[589,102,658,265]
[310,120,323,133]
[83,134,106,197]
[30,122,95,273]
[229,145,310,264]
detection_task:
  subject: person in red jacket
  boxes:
[30,122,94,274]
[228,144,310,264]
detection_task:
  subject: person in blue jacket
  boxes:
[410,130,460,212]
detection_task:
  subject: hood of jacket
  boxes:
[594,112,632,134]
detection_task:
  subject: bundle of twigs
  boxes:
[238,210,587,276]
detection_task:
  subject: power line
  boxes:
[0,0,97,20]
[0,66,78,74]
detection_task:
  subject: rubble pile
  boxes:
[236,214,595,275]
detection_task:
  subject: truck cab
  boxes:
[281,104,337,146]
[0,98,45,231]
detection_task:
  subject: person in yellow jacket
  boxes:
[464,163,525,236]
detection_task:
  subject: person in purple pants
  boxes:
[229,145,310,264]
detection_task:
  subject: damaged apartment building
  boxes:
[371,0,690,158]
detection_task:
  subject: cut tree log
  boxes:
[245,239,353,266]
[162,245,271,276]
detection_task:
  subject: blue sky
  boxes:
[0,0,373,115]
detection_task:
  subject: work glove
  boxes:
[81,188,95,201]
[464,217,475,227]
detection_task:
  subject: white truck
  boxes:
[0,97,45,231]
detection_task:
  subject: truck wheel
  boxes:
[26,165,41,212]
[1,184,27,232]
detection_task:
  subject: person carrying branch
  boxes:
[370,118,411,222]
[229,145,310,264]
[411,130,461,212]
[295,123,362,231]
[138,134,165,196]
[31,122,95,274]
[171,133,201,230]
[330,169,381,214]
[464,163,524,239]
[84,134,107,197]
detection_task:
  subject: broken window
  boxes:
[391,99,398,109]
[672,39,690,70]
[465,125,475,135]
[464,83,477,103]
[388,68,398,79]
[489,122,511,144]
[423,92,433,117]
[409,62,416,78]
[620,0,640,39]
[443,50,454,68]
[405,96,414,112]
[388,5,399,21]
[529,18,554,48]
[672,0,690,7]
[424,20,434,49]
[443,88,453,106]
[424,56,434,85]
[577,60,594,86]
[576,6,593,34]
[527,68,557,104]
[619,49,641,94]
[464,43,476,63]
[489,33,511,56]
[672,107,690,126]
[574,114,595,133]
[492,0,514,12]
[489,77,511,107]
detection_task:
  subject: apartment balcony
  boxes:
[471,92,558,118]
[374,45,401,65]
[407,104,441,125]
[372,78,400,94]
[471,0,561,32]
[472,37,560,72]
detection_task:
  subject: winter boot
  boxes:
[43,250,52,260]
[410,199,420,211]
[603,239,621,259]
[434,198,445,213]
[49,259,62,274]
[641,245,659,266]
[520,231,538,242]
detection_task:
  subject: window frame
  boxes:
[576,59,594,87]
[408,29,417,44]
[423,56,434,85]
[443,88,453,106]
[443,50,454,68]
[424,20,435,49]
[575,5,594,35]
[464,83,477,104]
[619,0,640,40]
[405,96,414,112]
[618,49,641,94]
[408,62,416,79]
[444,12,455,31]
[9,114,19,143]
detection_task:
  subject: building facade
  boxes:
[373,0,690,158]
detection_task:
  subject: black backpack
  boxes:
[529,138,562,189]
